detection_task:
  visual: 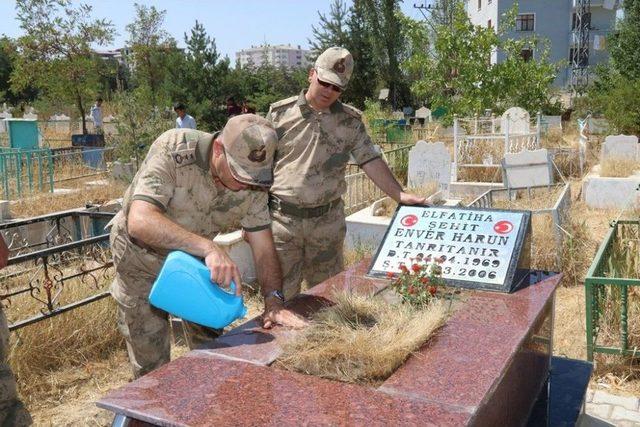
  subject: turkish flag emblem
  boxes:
[494,220,514,234]
[400,214,419,227]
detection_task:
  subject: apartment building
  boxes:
[466,0,619,86]
[236,44,311,69]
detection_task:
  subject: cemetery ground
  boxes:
[5,124,640,425]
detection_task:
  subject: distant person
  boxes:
[0,236,32,426]
[241,100,256,115]
[174,103,196,129]
[226,97,242,117]
[90,97,103,133]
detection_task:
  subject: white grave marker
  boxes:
[601,134,639,161]
[502,148,553,188]
[501,107,530,134]
[408,141,451,194]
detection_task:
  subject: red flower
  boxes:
[429,286,437,296]
[386,271,395,279]
[411,264,422,273]
[420,277,430,284]
[399,264,408,273]
[408,285,417,295]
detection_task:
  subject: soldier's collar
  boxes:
[195,131,220,170]
[297,89,344,115]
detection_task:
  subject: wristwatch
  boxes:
[265,290,285,303]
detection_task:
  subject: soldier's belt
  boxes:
[269,196,341,219]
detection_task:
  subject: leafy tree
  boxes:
[126,3,182,105]
[341,0,378,109]
[308,0,350,59]
[609,0,640,81]
[588,0,640,135]
[360,0,412,108]
[0,36,39,106]
[11,0,115,133]
[403,3,559,122]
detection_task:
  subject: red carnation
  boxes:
[429,286,437,296]
[411,264,422,273]
[420,277,430,284]
[386,271,395,279]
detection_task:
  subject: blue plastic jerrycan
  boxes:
[149,251,247,329]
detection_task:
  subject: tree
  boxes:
[360,0,412,108]
[0,37,39,106]
[588,0,640,135]
[126,3,181,105]
[11,0,115,133]
[403,3,559,122]
[172,20,231,130]
[609,0,640,81]
[308,0,350,59]
[341,0,378,109]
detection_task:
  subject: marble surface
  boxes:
[98,262,560,426]
[98,351,471,427]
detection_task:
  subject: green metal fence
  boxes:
[0,147,54,199]
[585,220,640,361]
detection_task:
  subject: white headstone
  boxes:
[415,107,431,121]
[502,148,553,188]
[601,134,639,162]
[408,140,452,194]
[0,111,12,133]
[23,112,37,120]
[501,107,530,134]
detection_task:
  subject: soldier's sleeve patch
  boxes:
[171,149,196,167]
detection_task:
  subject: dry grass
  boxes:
[490,186,565,212]
[276,292,448,385]
[9,179,126,218]
[600,158,640,178]
[457,167,502,183]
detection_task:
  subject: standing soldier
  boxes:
[267,47,425,301]
[0,237,32,426]
[110,114,304,379]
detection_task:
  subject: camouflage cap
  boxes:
[315,47,354,90]
[221,114,277,188]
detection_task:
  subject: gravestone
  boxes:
[49,114,71,133]
[22,112,37,120]
[0,111,12,133]
[415,107,431,124]
[368,205,532,293]
[408,141,451,194]
[502,148,553,189]
[542,115,562,132]
[600,134,639,161]
[501,107,530,134]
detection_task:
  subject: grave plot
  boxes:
[98,259,560,426]
[0,206,115,329]
[585,220,640,362]
[453,107,541,185]
[582,134,640,209]
[469,184,571,271]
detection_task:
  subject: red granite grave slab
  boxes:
[379,272,559,425]
[97,351,471,427]
[97,262,560,426]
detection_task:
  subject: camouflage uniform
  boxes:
[0,308,31,426]
[267,91,379,299]
[110,128,271,378]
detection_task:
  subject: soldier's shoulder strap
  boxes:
[341,103,363,119]
[270,95,298,111]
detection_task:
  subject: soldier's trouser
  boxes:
[271,201,346,300]
[113,272,221,379]
[0,308,31,427]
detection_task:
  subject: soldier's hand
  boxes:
[204,246,243,295]
[400,191,428,206]
[262,306,308,329]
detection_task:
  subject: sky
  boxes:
[0,1,427,61]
